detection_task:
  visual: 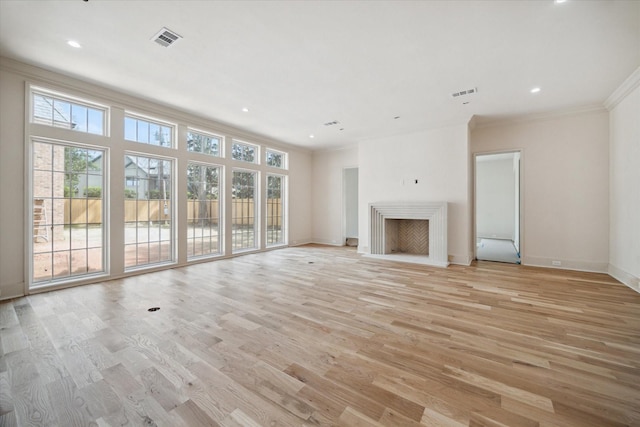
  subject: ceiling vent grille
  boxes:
[451,87,477,98]
[152,27,181,47]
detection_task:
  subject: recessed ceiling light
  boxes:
[242,107,249,112]
[554,0,567,4]
[309,134,315,138]
[530,87,541,94]
[67,40,82,48]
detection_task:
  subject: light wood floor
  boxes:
[1,245,639,426]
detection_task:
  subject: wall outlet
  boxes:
[552,260,561,266]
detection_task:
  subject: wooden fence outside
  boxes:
[64,199,282,226]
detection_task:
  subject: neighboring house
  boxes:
[75,154,171,200]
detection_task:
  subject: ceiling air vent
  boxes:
[451,87,478,98]
[152,27,181,47]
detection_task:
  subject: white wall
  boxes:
[311,146,358,245]
[471,110,610,272]
[358,124,471,264]
[608,70,640,292]
[344,167,359,238]
[0,57,313,299]
[288,149,313,246]
[476,155,516,240]
[0,65,26,299]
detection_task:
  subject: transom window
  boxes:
[124,115,173,147]
[266,149,287,169]
[187,130,222,157]
[232,140,258,164]
[32,91,106,135]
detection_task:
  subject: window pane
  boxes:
[187,131,221,157]
[32,91,106,135]
[72,104,88,132]
[266,149,287,169]
[125,117,137,141]
[187,163,221,259]
[124,116,174,147]
[267,175,285,246]
[137,120,149,143]
[88,109,104,135]
[33,94,53,125]
[232,170,257,251]
[32,141,105,287]
[53,99,71,129]
[232,141,257,164]
[125,154,173,269]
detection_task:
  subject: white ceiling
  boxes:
[1,1,638,150]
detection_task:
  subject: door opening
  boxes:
[475,152,521,264]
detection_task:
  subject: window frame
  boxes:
[186,161,224,260]
[124,113,176,148]
[123,152,176,270]
[265,148,288,170]
[231,168,260,252]
[231,139,259,164]
[266,173,287,247]
[30,87,109,136]
[29,137,110,289]
[186,128,224,158]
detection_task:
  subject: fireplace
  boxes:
[367,202,448,267]
[385,219,429,255]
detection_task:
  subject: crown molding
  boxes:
[0,56,312,155]
[472,104,606,130]
[604,66,640,111]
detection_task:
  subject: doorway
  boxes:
[343,167,358,247]
[475,152,521,264]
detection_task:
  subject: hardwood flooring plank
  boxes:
[1,245,638,426]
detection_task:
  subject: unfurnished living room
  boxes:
[0,1,639,426]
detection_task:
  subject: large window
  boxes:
[266,175,285,246]
[28,85,290,290]
[232,170,258,251]
[187,163,221,258]
[231,140,258,163]
[124,115,173,147]
[187,130,222,157]
[32,141,105,284]
[124,155,173,268]
[32,91,105,135]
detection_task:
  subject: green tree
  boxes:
[64,147,99,197]
[187,164,219,224]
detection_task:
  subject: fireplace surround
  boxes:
[367,202,448,267]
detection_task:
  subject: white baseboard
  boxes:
[309,238,343,247]
[288,239,313,247]
[0,281,25,301]
[523,256,608,273]
[608,264,640,294]
[449,254,473,266]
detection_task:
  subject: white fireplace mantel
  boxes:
[366,202,449,267]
